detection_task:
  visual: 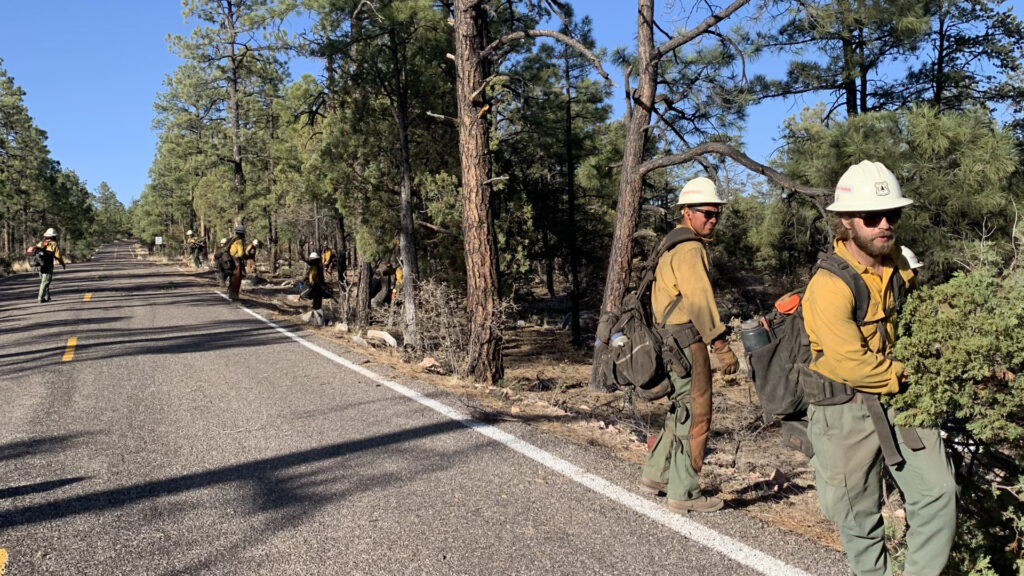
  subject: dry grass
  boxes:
[10,260,33,273]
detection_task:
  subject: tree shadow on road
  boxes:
[0,418,490,576]
[0,477,89,500]
[0,433,96,464]
[0,321,288,377]
[0,419,475,530]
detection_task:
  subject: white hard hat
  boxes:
[220,238,228,245]
[828,161,914,212]
[309,251,320,259]
[186,230,194,236]
[901,246,923,269]
[43,228,57,238]
[674,177,725,206]
[252,239,260,246]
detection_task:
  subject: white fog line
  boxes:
[219,292,816,576]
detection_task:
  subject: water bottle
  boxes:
[740,318,770,355]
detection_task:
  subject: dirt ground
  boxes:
[175,259,845,550]
[482,317,842,550]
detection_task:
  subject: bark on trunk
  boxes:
[564,46,582,348]
[933,10,947,110]
[390,25,421,350]
[355,255,373,329]
[839,0,859,116]
[543,230,555,298]
[337,214,347,275]
[266,209,278,275]
[857,28,868,113]
[224,1,246,218]
[454,0,502,384]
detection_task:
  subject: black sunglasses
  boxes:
[690,207,721,220]
[856,210,902,227]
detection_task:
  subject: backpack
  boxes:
[26,244,45,268]
[218,249,236,273]
[596,227,702,401]
[748,252,908,458]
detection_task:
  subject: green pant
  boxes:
[808,401,958,576]
[38,272,53,302]
[641,347,701,501]
[192,251,202,268]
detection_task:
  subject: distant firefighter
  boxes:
[186,230,205,269]
[213,238,233,287]
[34,227,66,303]
[226,225,246,300]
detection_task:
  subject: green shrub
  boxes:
[891,267,1024,575]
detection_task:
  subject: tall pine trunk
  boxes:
[589,0,657,389]
[453,0,502,384]
[564,46,582,348]
[355,255,373,329]
[266,209,277,275]
[839,0,859,116]
[224,1,246,219]
[390,26,421,350]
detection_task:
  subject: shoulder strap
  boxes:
[817,253,872,325]
[636,227,701,320]
[889,268,907,315]
[637,227,701,286]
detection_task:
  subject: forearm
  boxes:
[813,342,902,394]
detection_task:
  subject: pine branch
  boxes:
[425,110,458,124]
[637,142,830,198]
[654,0,751,61]
[480,30,615,86]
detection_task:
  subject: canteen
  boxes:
[739,318,770,355]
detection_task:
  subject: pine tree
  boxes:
[171,0,292,221]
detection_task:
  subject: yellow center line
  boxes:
[0,548,7,575]
[83,292,92,301]
[62,337,78,362]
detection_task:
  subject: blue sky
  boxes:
[0,2,1020,209]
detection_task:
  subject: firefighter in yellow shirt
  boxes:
[322,246,335,277]
[35,227,66,303]
[244,239,260,279]
[639,177,738,514]
[392,265,404,302]
[185,230,204,269]
[305,251,327,311]
[245,239,259,261]
[803,161,956,576]
[226,225,247,301]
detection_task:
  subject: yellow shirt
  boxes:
[36,240,64,268]
[650,233,726,344]
[229,238,245,259]
[803,239,915,395]
[307,263,324,286]
[38,240,62,261]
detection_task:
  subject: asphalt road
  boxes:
[0,240,850,575]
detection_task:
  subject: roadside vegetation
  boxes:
[5,1,1024,573]
[0,61,130,273]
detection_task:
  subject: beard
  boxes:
[851,226,896,258]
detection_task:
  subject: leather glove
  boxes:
[712,342,739,375]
